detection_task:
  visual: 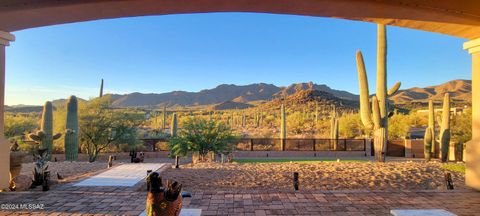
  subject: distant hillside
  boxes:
[108,82,358,108]
[212,101,254,110]
[52,97,87,107]
[274,82,358,101]
[259,89,359,111]
[390,79,471,104]
[5,105,43,113]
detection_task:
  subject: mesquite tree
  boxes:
[79,97,141,162]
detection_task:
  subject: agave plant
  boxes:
[30,147,50,190]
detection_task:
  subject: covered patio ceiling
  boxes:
[0,0,479,39]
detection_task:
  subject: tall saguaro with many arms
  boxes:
[355,24,401,162]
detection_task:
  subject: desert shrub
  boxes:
[388,113,411,139]
[338,113,364,138]
[451,109,471,144]
[169,117,237,160]
[4,113,37,139]
[79,96,142,162]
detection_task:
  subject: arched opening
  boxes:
[0,0,479,197]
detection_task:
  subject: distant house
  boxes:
[416,106,468,116]
[407,127,427,139]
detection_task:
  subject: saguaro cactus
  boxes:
[424,100,435,161]
[64,96,79,161]
[171,113,177,137]
[280,104,286,151]
[99,78,104,97]
[355,24,401,162]
[242,114,246,127]
[163,106,167,130]
[171,113,179,168]
[330,108,339,150]
[29,101,62,160]
[438,93,451,162]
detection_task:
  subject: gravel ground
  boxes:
[162,161,465,191]
[19,161,109,182]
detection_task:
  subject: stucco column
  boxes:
[0,31,14,190]
[464,38,480,190]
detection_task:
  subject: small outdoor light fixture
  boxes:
[107,155,114,168]
[293,172,299,191]
[445,173,454,190]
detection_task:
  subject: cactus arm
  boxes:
[53,133,62,140]
[424,128,432,144]
[428,100,435,127]
[376,24,388,124]
[29,133,41,142]
[442,93,451,127]
[355,51,373,129]
[387,82,401,96]
[372,96,381,129]
[388,111,394,118]
[424,127,432,160]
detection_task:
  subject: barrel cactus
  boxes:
[355,24,401,162]
[438,93,451,162]
[424,100,435,161]
[28,101,62,161]
[64,96,79,161]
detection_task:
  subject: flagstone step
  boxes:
[74,163,167,187]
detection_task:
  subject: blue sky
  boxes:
[6,12,471,105]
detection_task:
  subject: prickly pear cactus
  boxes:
[355,24,401,162]
[64,96,79,161]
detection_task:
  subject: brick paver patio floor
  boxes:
[1,187,480,215]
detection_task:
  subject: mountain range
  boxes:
[106,82,359,108]
[5,79,472,112]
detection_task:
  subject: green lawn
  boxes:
[233,158,367,163]
[441,163,466,173]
